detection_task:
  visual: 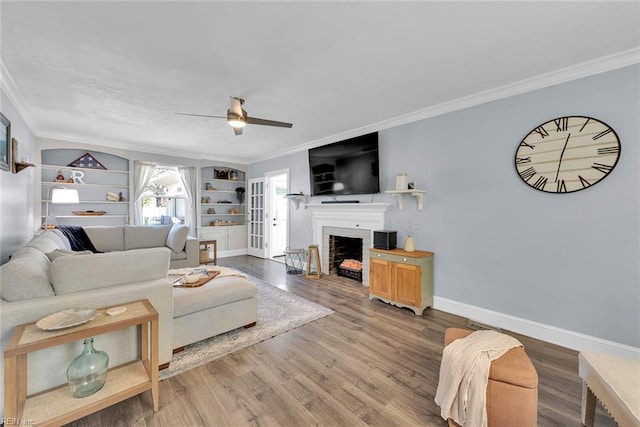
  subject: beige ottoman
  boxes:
[172,275,258,349]
[578,351,640,427]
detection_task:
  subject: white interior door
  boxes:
[247,177,266,258]
[266,170,289,259]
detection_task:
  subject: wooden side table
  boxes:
[199,239,218,264]
[3,299,159,426]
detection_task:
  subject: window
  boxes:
[141,167,186,225]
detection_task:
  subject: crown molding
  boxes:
[252,47,640,164]
[0,61,39,133]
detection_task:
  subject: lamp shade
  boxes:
[51,188,80,204]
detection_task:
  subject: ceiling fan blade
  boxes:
[246,116,293,128]
[174,113,226,119]
[233,127,243,136]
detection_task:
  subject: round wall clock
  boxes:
[515,116,620,193]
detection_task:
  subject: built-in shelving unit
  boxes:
[41,149,130,226]
[199,166,247,257]
[385,189,426,210]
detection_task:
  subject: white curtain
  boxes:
[133,161,156,225]
[178,166,197,236]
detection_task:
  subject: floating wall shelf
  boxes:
[285,194,309,209]
[13,161,35,174]
[385,189,426,210]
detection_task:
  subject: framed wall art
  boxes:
[0,113,10,171]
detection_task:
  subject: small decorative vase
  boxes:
[67,338,109,398]
[404,236,416,252]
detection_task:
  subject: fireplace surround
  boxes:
[308,203,390,286]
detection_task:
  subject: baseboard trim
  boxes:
[433,296,640,358]
[217,248,248,259]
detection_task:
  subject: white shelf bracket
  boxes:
[385,190,425,211]
[286,195,309,210]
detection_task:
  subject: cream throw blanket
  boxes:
[435,330,522,427]
[168,266,249,280]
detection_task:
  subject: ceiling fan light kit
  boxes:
[227,112,247,128]
[175,96,292,136]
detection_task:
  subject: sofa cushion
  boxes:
[170,251,187,261]
[46,249,93,262]
[0,247,55,301]
[25,231,67,254]
[173,276,257,318]
[52,229,72,250]
[166,224,189,253]
[84,225,125,252]
[124,225,172,250]
[51,247,170,295]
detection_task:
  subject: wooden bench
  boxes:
[578,351,640,427]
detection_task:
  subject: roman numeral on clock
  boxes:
[519,167,536,181]
[515,156,531,164]
[554,117,568,132]
[519,141,534,149]
[592,163,613,174]
[597,146,619,155]
[578,175,591,188]
[533,176,548,190]
[533,126,549,139]
[592,129,612,140]
[556,180,567,193]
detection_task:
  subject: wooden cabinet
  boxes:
[369,248,433,315]
[3,300,158,426]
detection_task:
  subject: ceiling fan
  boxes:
[175,97,293,136]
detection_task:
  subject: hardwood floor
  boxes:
[69,255,615,426]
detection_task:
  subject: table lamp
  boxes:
[43,188,79,229]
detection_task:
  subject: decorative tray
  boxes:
[172,271,220,288]
[73,210,106,216]
[36,308,98,331]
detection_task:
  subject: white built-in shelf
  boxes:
[285,194,309,209]
[41,164,129,174]
[385,189,426,210]
[42,181,129,189]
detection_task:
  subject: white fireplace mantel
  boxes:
[308,203,390,237]
[309,203,390,285]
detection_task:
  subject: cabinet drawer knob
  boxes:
[403,258,407,262]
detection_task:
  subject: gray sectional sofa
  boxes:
[0,225,258,419]
[83,223,200,269]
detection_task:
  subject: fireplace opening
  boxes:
[329,235,363,282]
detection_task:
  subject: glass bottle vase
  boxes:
[67,337,109,398]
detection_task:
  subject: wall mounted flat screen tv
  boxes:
[308,132,380,196]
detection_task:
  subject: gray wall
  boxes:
[250,64,640,348]
[0,92,37,264]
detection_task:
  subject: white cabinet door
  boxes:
[228,226,247,250]
[200,227,228,251]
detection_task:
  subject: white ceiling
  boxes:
[1,1,639,164]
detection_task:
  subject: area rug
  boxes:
[159,282,334,380]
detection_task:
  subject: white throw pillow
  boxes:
[166,224,190,253]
